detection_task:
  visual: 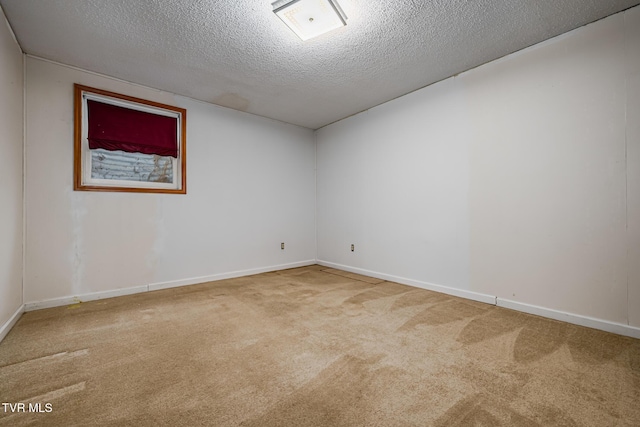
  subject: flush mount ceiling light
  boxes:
[272,0,347,41]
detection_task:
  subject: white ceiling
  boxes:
[1,0,639,129]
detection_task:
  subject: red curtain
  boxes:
[87,100,178,157]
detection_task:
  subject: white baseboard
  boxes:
[497,298,640,339]
[318,260,640,340]
[316,260,497,305]
[24,285,148,311]
[23,260,317,312]
[16,259,640,341]
[148,260,316,291]
[0,304,25,343]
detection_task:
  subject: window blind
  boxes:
[87,99,178,157]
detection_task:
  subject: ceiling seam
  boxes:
[316,4,640,131]
[0,3,22,53]
[24,54,315,131]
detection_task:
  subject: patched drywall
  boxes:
[0,6,23,333]
[2,0,639,129]
[24,57,316,303]
[317,6,640,328]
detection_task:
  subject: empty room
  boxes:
[1,0,639,425]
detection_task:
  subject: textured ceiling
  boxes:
[1,0,639,129]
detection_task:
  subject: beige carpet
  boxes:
[1,265,639,426]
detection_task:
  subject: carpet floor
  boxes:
[1,265,639,426]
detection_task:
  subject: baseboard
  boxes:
[497,298,640,339]
[18,259,640,340]
[317,260,640,340]
[23,260,317,312]
[316,260,497,305]
[24,285,148,311]
[148,260,316,291]
[0,304,25,343]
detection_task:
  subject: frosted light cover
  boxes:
[273,0,346,41]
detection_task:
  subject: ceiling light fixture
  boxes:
[272,0,347,41]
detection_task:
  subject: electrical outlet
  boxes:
[351,244,354,252]
[281,242,285,250]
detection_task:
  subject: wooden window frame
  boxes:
[74,84,187,194]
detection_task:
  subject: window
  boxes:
[74,84,187,194]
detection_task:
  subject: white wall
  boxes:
[626,6,640,328]
[25,57,316,304]
[0,7,23,337]
[317,6,640,330]
[317,78,472,293]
